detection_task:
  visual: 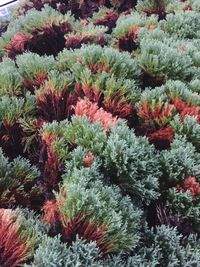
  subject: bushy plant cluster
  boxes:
[0,0,199,266]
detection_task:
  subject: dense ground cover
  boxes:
[0,0,200,266]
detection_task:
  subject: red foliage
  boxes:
[41,131,61,190]
[37,118,46,129]
[93,11,119,32]
[74,98,98,116]
[6,32,28,58]
[80,20,89,26]
[37,82,75,122]
[176,177,200,198]
[138,101,174,124]
[118,25,141,52]
[87,62,111,75]
[65,32,106,49]
[42,197,112,255]
[172,98,189,112]
[0,121,23,159]
[178,46,186,53]
[0,209,30,267]
[143,4,166,17]
[148,126,174,149]
[180,106,200,123]
[65,34,93,49]
[104,95,134,118]
[41,131,57,148]
[183,4,192,11]
[42,199,60,226]
[75,82,101,103]
[118,35,137,52]
[128,25,141,40]
[23,72,48,92]
[63,214,111,255]
[74,99,118,130]
[83,152,94,167]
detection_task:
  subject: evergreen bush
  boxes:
[0,0,199,266]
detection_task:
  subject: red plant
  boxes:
[0,120,23,159]
[172,98,189,112]
[118,35,136,52]
[74,98,99,117]
[74,82,101,103]
[63,214,111,255]
[183,4,192,11]
[178,46,186,53]
[176,177,200,197]
[23,72,48,92]
[118,25,141,52]
[6,32,29,58]
[74,99,118,130]
[41,131,57,148]
[83,152,94,167]
[138,101,174,125]
[128,25,141,40]
[87,62,110,75]
[65,34,93,49]
[0,209,30,267]
[42,199,60,226]
[148,126,174,149]
[180,106,200,123]
[80,20,89,26]
[93,10,119,32]
[103,95,134,118]
[42,199,112,255]
[65,32,106,49]
[37,82,76,122]
[40,131,62,190]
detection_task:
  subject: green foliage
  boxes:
[57,44,141,83]
[0,58,22,96]
[0,148,43,208]
[103,121,161,203]
[0,93,36,124]
[55,166,143,253]
[0,1,200,265]
[103,224,200,267]
[43,117,160,203]
[160,136,200,183]
[49,116,107,159]
[1,5,73,42]
[167,188,200,229]
[160,11,200,39]
[171,115,200,150]
[136,0,169,14]
[113,11,157,39]
[138,37,193,82]
[26,235,102,267]
[16,52,55,90]
[137,225,200,266]
[0,95,25,124]
[189,79,200,93]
